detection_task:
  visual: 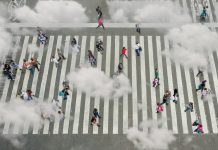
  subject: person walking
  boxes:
[96,6,102,19]
[196,69,203,77]
[87,50,96,66]
[135,42,142,56]
[194,124,204,134]
[117,63,123,74]
[136,23,141,34]
[51,56,59,67]
[120,47,128,59]
[93,108,101,118]
[173,88,179,104]
[57,49,66,62]
[196,80,207,92]
[96,17,105,29]
[184,102,194,112]
[26,89,33,100]
[23,59,34,74]
[156,102,163,113]
[30,57,40,71]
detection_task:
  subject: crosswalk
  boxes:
[1,34,218,135]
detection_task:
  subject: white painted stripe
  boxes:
[72,36,87,134]
[156,36,168,129]
[1,36,21,102]
[103,36,111,134]
[184,67,196,133]
[63,35,79,134]
[21,36,38,134]
[43,36,62,134]
[182,0,188,12]
[203,71,218,133]
[175,62,189,133]
[190,0,197,22]
[83,36,94,134]
[3,22,218,28]
[148,36,157,126]
[53,36,69,134]
[131,36,138,129]
[93,36,102,134]
[3,36,29,135]
[193,68,208,133]
[205,0,214,23]
[33,36,54,134]
[139,36,148,132]
[113,35,119,134]
[122,36,128,133]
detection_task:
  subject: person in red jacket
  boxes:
[120,47,128,59]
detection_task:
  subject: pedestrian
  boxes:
[58,110,65,121]
[26,89,33,100]
[194,124,204,134]
[156,102,163,113]
[135,42,142,56]
[51,56,59,67]
[117,63,123,74]
[57,49,66,62]
[37,28,48,45]
[23,59,34,74]
[71,37,80,53]
[161,90,171,105]
[87,50,96,66]
[120,47,128,59]
[61,88,69,100]
[90,116,100,127]
[136,23,141,34]
[62,80,70,91]
[152,78,159,87]
[196,80,207,92]
[96,38,104,54]
[155,68,159,79]
[192,116,200,126]
[173,88,179,104]
[93,108,101,118]
[96,6,102,19]
[201,88,211,99]
[96,17,105,29]
[10,60,22,76]
[30,57,40,71]
[196,69,203,77]
[184,102,194,112]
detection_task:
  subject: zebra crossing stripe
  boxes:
[131,36,139,129]
[103,36,111,134]
[193,68,208,133]
[123,36,128,133]
[63,35,79,134]
[203,70,218,133]
[182,0,188,12]
[3,36,29,135]
[156,36,168,129]
[53,36,69,134]
[205,0,214,23]
[140,36,148,132]
[21,36,38,134]
[93,36,103,134]
[113,35,120,134]
[184,67,196,133]
[190,0,197,22]
[33,36,54,134]
[148,36,157,127]
[1,36,21,102]
[82,36,93,134]
[72,36,87,134]
[175,62,189,133]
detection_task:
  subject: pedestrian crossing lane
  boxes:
[63,35,79,134]
[72,36,87,134]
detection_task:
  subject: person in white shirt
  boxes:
[51,56,59,67]
[135,42,142,56]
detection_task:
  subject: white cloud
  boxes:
[67,66,131,99]
[164,24,218,69]
[14,1,89,23]
[107,1,191,23]
[126,120,176,150]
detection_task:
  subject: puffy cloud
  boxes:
[126,120,176,150]
[164,24,218,69]
[67,66,131,99]
[107,0,191,23]
[14,1,89,23]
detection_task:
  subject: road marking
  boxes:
[63,35,79,134]
[33,36,54,134]
[148,36,157,127]
[21,36,38,134]
[72,36,87,134]
[193,68,209,133]
[156,36,168,129]
[103,36,111,134]
[113,35,119,134]
[203,70,218,133]
[53,36,69,134]
[123,36,129,133]
[175,62,189,133]
[3,36,29,135]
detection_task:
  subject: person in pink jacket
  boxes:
[156,102,163,113]
[96,17,105,29]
